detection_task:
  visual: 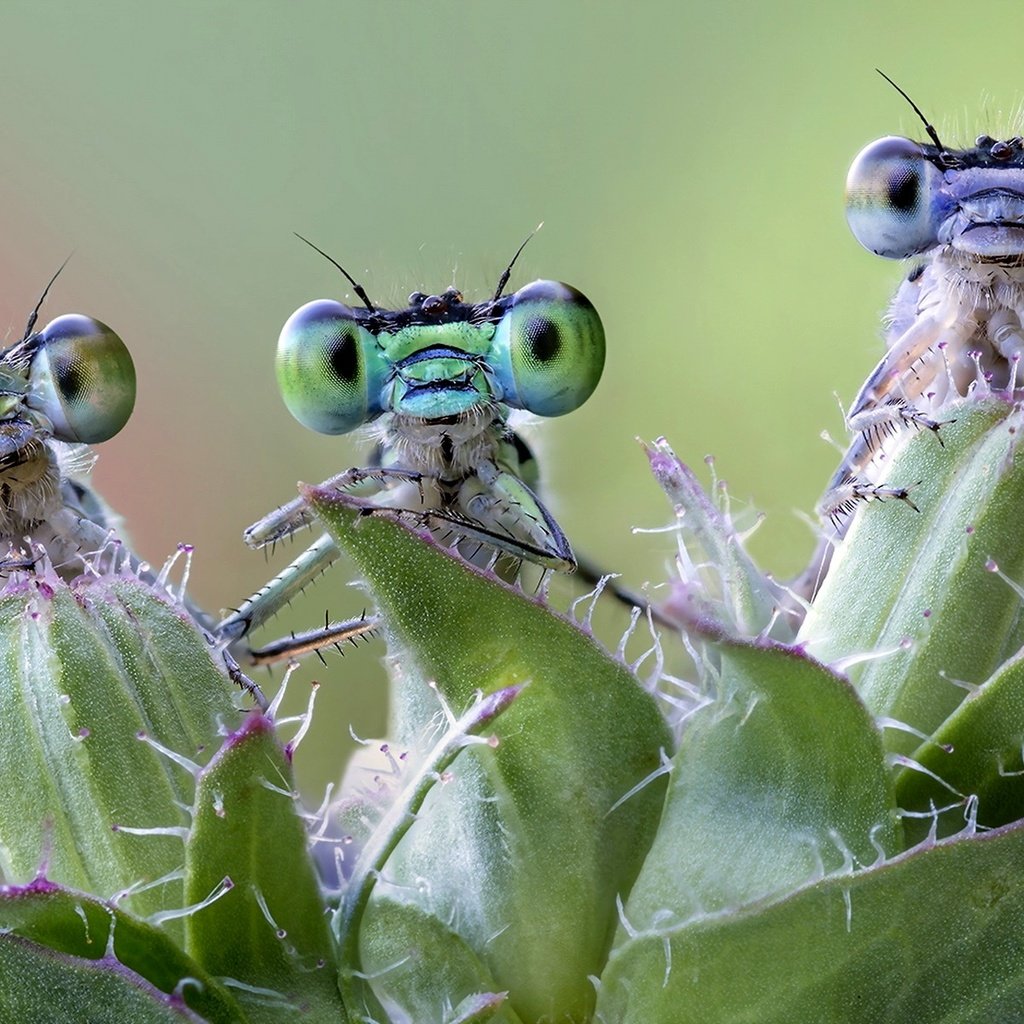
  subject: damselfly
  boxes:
[807,76,1024,593]
[217,239,606,657]
[0,271,135,577]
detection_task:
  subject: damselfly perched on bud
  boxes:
[217,236,606,654]
[806,74,1024,593]
[0,269,136,576]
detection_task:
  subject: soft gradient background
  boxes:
[1,1,1019,794]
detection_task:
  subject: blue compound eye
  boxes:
[845,136,944,258]
[275,300,386,435]
[491,280,605,417]
[28,314,136,443]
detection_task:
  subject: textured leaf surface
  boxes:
[618,637,899,927]
[355,899,523,1024]
[597,822,1024,1022]
[185,714,345,1024]
[307,486,671,1023]
[0,880,247,1023]
[0,572,239,932]
[897,647,1024,841]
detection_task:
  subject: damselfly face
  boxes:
[216,263,606,654]
[0,306,135,573]
[273,275,604,555]
[847,134,1024,261]
[275,279,604,443]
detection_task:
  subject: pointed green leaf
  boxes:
[0,881,247,1023]
[645,439,784,638]
[306,486,671,1023]
[598,821,1024,1022]
[799,398,1024,755]
[0,572,239,931]
[897,647,1024,841]
[620,637,899,928]
[184,714,345,1024]
[355,898,523,1024]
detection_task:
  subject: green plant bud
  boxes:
[798,398,1024,837]
[184,713,346,1023]
[0,567,241,934]
[598,819,1024,1021]
[593,408,1024,1016]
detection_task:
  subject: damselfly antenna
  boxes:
[294,233,376,313]
[22,254,72,342]
[876,69,945,152]
[493,222,543,302]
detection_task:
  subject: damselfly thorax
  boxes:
[0,425,59,529]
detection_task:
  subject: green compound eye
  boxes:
[28,314,136,443]
[275,299,386,435]
[491,280,605,417]
[845,136,945,258]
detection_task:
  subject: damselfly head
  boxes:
[847,75,1024,262]
[276,273,604,435]
[1,263,136,446]
[846,133,1024,262]
[0,284,135,553]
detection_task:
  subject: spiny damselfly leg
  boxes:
[216,241,609,657]
[0,269,136,578]
[804,74,1024,595]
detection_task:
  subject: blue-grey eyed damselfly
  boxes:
[805,73,1024,595]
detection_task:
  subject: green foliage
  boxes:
[617,638,900,929]
[306,487,670,1021]
[185,715,345,1023]
[597,822,1024,1023]
[0,883,247,1023]
[2,399,1024,1021]
[0,575,237,929]
[801,400,1024,750]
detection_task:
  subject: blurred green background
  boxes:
[1,0,1020,795]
